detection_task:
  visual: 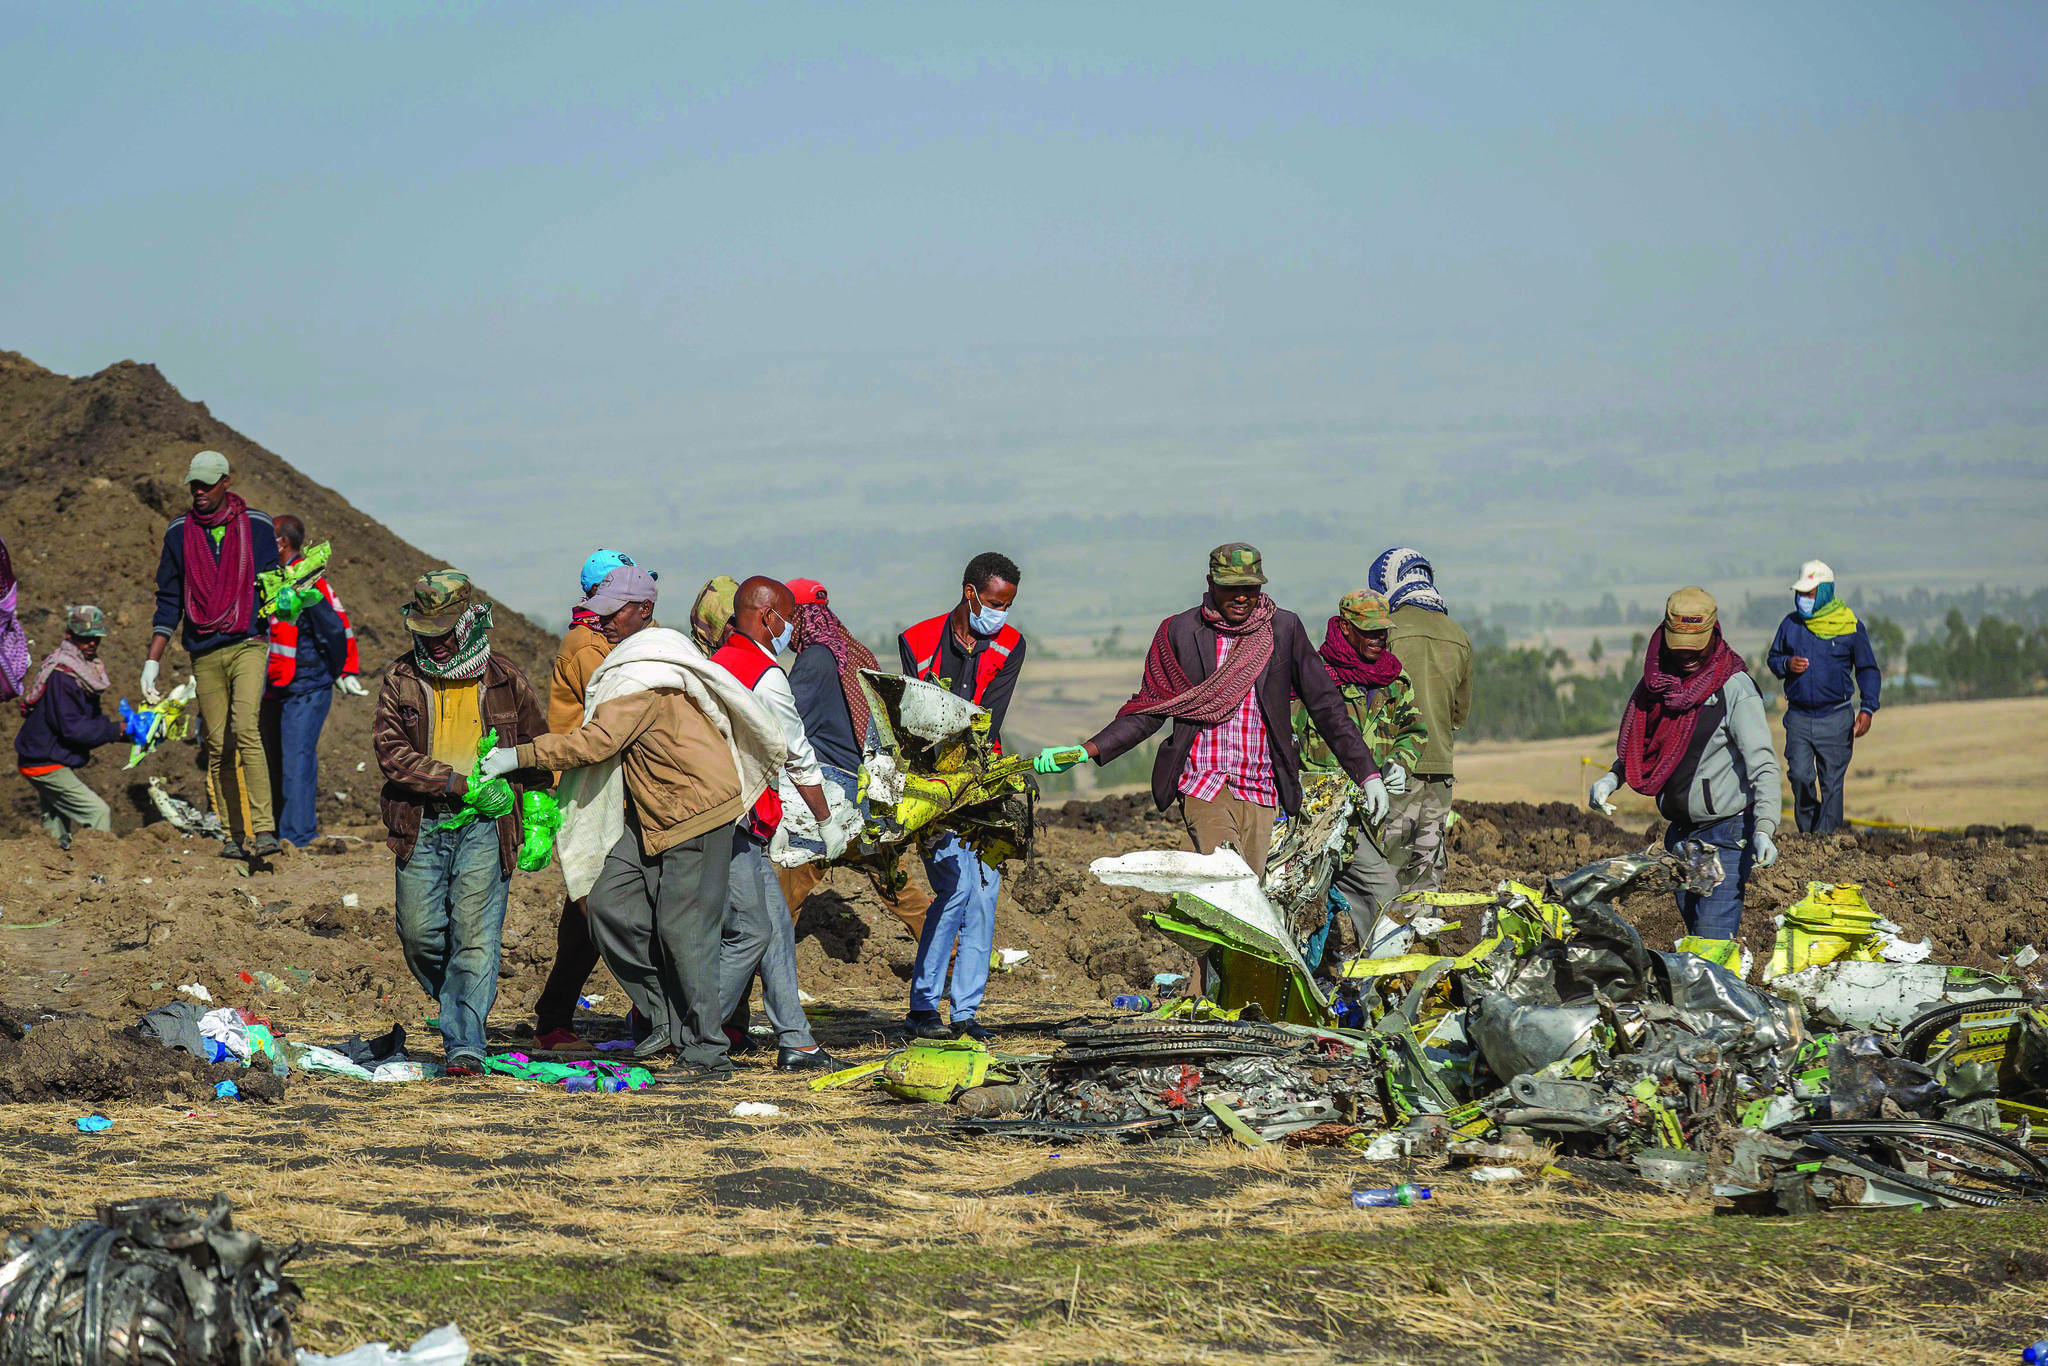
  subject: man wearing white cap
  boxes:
[1767,560,1881,835]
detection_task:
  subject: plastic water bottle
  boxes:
[1353,1184,1431,1208]
[1111,995,1154,1011]
[2023,1341,2048,1365]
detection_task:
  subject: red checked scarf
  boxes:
[1617,628,1745,796]
[793,601,879,746]
[182,492,255,635]
[1116,594,1277,725]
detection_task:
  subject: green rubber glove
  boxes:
[1033,746,1087,775]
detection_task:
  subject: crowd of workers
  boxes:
[0,450,1885,1072]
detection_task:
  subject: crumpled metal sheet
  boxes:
[1470,996,1604,1080]
[1768,961,2017,1032]
[849,670,1035,866]
[1090,848,1318,988]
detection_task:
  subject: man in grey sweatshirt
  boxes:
[1590,587,1780,949]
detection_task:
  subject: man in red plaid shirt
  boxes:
[1036,543,1386,874]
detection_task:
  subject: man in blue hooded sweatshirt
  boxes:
[1767,560,1880,835]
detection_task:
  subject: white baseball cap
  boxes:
[1791,560,1834,593]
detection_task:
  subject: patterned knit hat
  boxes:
[1367,547,1447,614]
[1207,542,1267,586]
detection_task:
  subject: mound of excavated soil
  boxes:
[0,1016,285,1105]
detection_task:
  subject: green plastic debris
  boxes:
[876,1038,1000,1102]
[517,789,561,872]
[437,728,517,831]
[256,540,332,618]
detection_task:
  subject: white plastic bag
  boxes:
[298,1323,469,1366]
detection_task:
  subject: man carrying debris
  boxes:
[145,450,283,860]
[480,566,783,1082]
[259,514,366,849]
[709,576,844,1072]
[1366,547,1470,893]
[374,571,550,1076]
[1767,560,1880,836]
[1290,589,1428,945]
[1591,588,1781,960]
[896,551,1028,1043]
[15,606,125,847]
[1039,543,1388,878]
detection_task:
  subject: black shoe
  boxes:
[777,1045,843,1072]
[907,1010,953,1041]
[668,1062,735,1084]
[954,1019,995,1045]
[248,832,283,859]
[218,840,246,860]
[445,1053,487,1078]
[632,1026,675,1061]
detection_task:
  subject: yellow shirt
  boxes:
[427,678,485,773]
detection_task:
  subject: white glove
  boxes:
[140,659,161,705]
[1752,829,1779,868]
[1589,772,1619,814]
[1381,762,1408,796]
[335,675,369,697]
[476,747,521,782]
[1357,775,1390,824]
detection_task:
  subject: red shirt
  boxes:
[1177,635,1277,807]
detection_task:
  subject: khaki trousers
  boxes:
[1384,775,1454,893]
[26,766,112,843]
[195,639,273,842]
[1181,784,1277,873]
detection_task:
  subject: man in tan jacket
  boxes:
[483,566,760,1081]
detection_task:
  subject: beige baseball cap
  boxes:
[1662,586,1718,651]
[184,450,231,485]
[1791,559,1834,593]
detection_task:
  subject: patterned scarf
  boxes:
[1319,616,1402,690]
[1617,628,1745,797]
[1367,546,1447,615]
[1116,594,1277,724]
[792,601,879,746]
[414,603,493,681]
[23,639,111,709]
[0,536,26,701]
[181,491,255,634]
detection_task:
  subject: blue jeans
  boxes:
[263,685,332,847]
[1664,813,1752,940]
[394,817,510,1062]
[1784,706,1854,835]
[910,834,1000,1021]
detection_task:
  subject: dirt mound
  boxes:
[0,350,556,842]
[0,1016,284,1105]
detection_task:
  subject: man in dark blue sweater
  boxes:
[15,606,126,848]
[1766,560,1881,835]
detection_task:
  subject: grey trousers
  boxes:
[588,826,731,1068]
[1784,706,1854,835]
[1383,775,1454,893]
[718,827,816,1050]
[25,767,112,844]
[1335,829,1404,943]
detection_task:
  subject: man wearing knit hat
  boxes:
[1590,587,1780,963]
[1767,560,1881,835]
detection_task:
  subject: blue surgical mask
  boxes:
[1795,593,1817,617]
[769,612,795,656]
[967,588,1009,636]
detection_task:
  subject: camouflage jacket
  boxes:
[1291,674,1428,777]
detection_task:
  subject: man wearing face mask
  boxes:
[1037,543,1388,880]
[1767,560,1881,835]
[896,551,1028,1042]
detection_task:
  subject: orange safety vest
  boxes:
[709,636,786,838]
[900,612,1021,753]
[267,571,360,691]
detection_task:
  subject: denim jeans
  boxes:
[262,685,332,847]
[1784,706,1854,835]
[910,833,1000,1021]
[1664,813,1753,940]
[394,817,510,1062]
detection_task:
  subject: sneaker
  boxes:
[445,1054,486,1077]
[533,1026,586,1052]
[954,1019,995,1045]
[631,1026,675,1061]
[777,1045,844,1072]
[907,1010,953,1041]
[248,832,283,859]
[218,840,246,861]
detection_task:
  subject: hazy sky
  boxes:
[6,3,2044,626]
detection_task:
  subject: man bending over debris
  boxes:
[15,605,124,848]
[1290,589,1427,944]
[1038,542,1387,877]
[710,576,845,1072]
[374,571,550,1076]
[1366,546,1470,893]
[481,566,783,1082]
[145,450,282,860]
[1591,587,1781,964]
[896,551,1029,1043]
[260,514,364,849]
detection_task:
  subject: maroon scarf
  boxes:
[1116,594,1277,725]
[793,601,880,747]
[1617,628,1745,796]
[181,492,255,635]
[1318,616,1402,690]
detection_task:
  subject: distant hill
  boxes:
[0,351,555,840]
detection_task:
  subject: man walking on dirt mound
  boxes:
[1036,543,1388,882]
[1365,547,1470,894]
[1767,560,1880,836]
[374,571,550,1077]
[1590,588,1780,967]
[260,514,366,850]
[15,606,125,848]
[896,551,1029,1043]
[144,450,282,860]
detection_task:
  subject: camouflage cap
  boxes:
[402,569,481,635]
[1337,589,1392,633]
[690,575,740,653]
[1662,586,1718,651]
[64,604,107,638]
[1207,542,1267,587]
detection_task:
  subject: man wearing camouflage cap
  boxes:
[15,605,127,847]
[1039,543,1387,878]
[1291,589,1428,944]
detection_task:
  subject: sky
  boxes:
[5,2,2045,632]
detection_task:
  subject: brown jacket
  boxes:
[374,654,550,875]
[548,623,611,733]
[518,686,743,858]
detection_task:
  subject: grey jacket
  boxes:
[1609,672,1780,835]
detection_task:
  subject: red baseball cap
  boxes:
[787,577,829,606]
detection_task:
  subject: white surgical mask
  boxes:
[1795,593,1816,617]
[967,588,1008,636]
[769,612,795,655]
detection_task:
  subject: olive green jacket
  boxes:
[1386,605,1471,776]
